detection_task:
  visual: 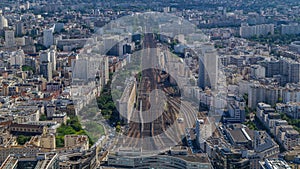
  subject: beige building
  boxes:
[41,134,56,149]
[28,134,56,150]
[64,135,89,151]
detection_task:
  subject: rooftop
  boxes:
[261,159,292,169]
[175,153,210,163]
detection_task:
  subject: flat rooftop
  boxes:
[175,153,210,163]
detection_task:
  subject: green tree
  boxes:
[22,65,34,72]
[39,114,47,121]
[17,135,31,145]
[116,125,121,132]
[56,136,64,147]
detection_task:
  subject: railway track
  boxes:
[120,33,198,152]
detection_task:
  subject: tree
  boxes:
[56,136,64,147]
[56,115,96,145]
[22,65,34,72]
[116,125,121,132]
[39,114,47,121]
[277,97,283,103]
[17,135,31,145]
[71,122,82,132]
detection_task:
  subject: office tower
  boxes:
[15,21,24,37]
[5,30,15,48]
[198,44,218,90]
[50,48,57,71]
[43,28,54,48]
[0,15,8,30]
[71,58,89,81]
[40,62,53,81]
[40,50,50,63]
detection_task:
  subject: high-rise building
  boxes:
[281,23,300,35]
[281,57,300,84]
[103,35,124,56]
[260,57,300,85]
[71,58,89,81]
[198,44,218,90]
[40,48,57,71]
[248,83,281,109]
[40,62,53,81]
[5,30,15,48]
[260,60,280,78]
[195,119,203,148]
[15,21,24,37]
[25,57,37,72]
[282,83,300,103]
[43,28,54,48]
[10,49,25,68]
[250,65,266,79]
[40,50,50,63]
[0,15,8,30]
[240,23,274,38]
[49,48,57,71]
[72,56,103,82]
